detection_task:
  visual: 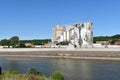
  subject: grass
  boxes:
[0,72,48,80]
[0,68,64,80]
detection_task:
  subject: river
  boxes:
[0,57,120,80]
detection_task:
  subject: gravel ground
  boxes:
[0,48,120,59]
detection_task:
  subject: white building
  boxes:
[52,24,65,43]
[52,22,93,47]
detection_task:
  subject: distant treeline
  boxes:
[0,34,120,47]
[93,34,120,44]
[0,36,51,48]
[19,39,51,45]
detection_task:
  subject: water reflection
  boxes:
[0,57,120,80]
[51,59,94,80]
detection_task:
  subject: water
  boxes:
[0,57,120,80]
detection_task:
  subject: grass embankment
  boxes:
[0,72,48,80]
[0,68,64,80]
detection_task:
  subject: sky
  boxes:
[0,0,120,40]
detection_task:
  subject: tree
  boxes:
[51,71,64,80]
[10,36,19,48]
[0,39,10,47]
[93,34,120,43]
[18,43,27,48]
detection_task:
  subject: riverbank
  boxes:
[0,48,120,60]
[0,67,64,80]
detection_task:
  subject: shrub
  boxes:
[37,71,43,76]
[51,71,64,80]
[7,68,20,74]
[28,67,37,75]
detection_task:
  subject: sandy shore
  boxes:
[0,48,120,60]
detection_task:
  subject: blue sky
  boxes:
[0,0,120,40]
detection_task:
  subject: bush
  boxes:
[51,71,64,80]
[7,68,20,74]
[37,71,43,76]
[28,67,37,75]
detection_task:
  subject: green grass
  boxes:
[0,71,48,80]
[0,68,64,80]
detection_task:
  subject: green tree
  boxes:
[10,36,19,48]
[93,34,120,43]
[0,39,10,47]
[19,43,27,48]
[51,71,64,80]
